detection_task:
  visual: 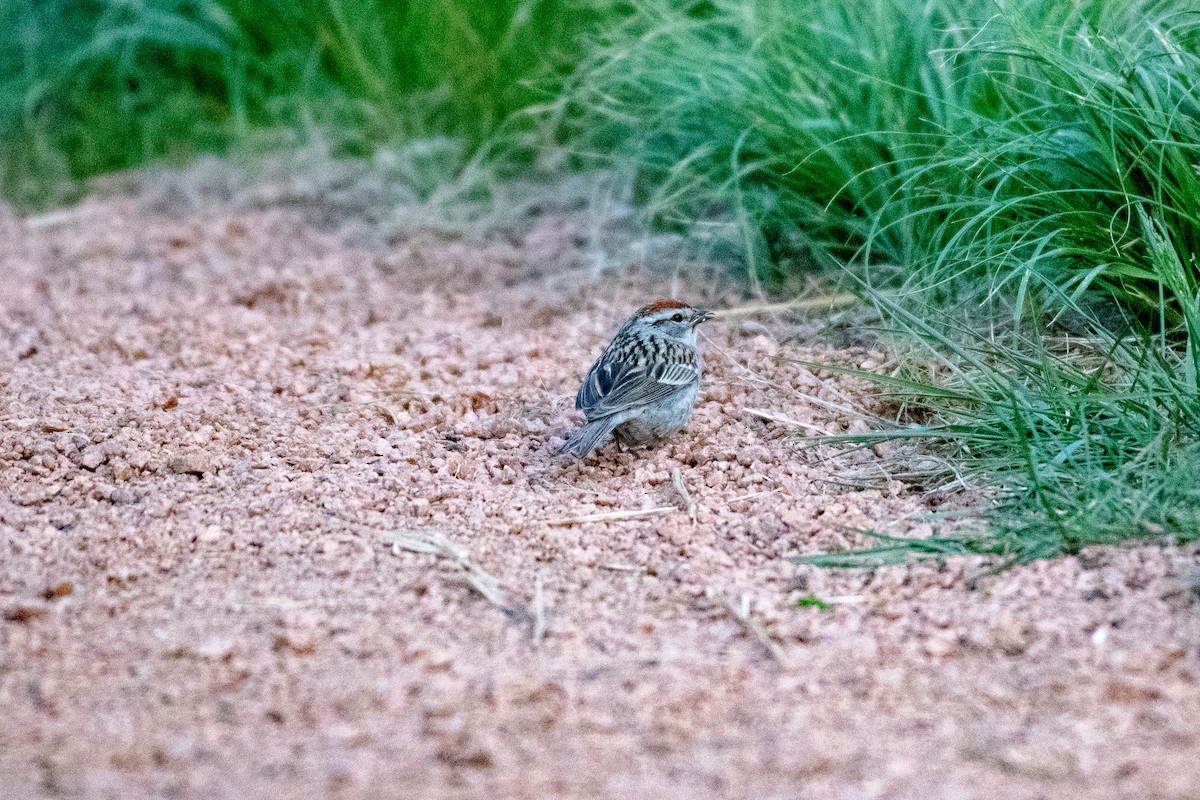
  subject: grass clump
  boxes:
[802,289,1200,565]
[570,0,1200,308]
[565,0,1004,281]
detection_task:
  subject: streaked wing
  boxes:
[576,349,698,419]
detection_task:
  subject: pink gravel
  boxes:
[0,192,1198,799]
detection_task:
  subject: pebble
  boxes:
[197,525,224,544]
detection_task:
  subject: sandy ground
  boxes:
[1,187,1198,800]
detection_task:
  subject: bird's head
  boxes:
[633,299,714,341]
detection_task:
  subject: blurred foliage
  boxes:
[0,0,599,208]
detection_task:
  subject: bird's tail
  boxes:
[560,417,618,458]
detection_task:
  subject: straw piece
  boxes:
[711,293,858,318]
[672,467,697,524]
[722,594,788,665]
[548,506,676,526]
[744,407,829,435]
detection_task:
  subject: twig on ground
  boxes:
[532,573,547,647]
[744,407,829,436]
[24,206,104,230]
[387,528,520,617]
[343,525,520,618]
[598,563,640,572]
[721,594,788,665]
[548,507,675,526]
[341,515,535,622]
[794,391,886,426]
[728,487,783,503]
[372,402,402,425]
[671,467,697,525]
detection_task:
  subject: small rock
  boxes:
[749,334,779,357]
[99,486,136,505]
[4,602,49,623]
[80,446,106,470]
[924,630,958,658]
[167,452,213,477]
[42,582,73,600]
[14,327,40,360]
[197,525,224,544]
[990,615,1035,656]
[127,450,152,470]
[1106,679,1163,703]
[194,636,235,660]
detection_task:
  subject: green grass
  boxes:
[569,0,1200,307]
[795,287,1200,565]
[795,595,834,612]
[1,0,594,208]
[564,0,996,280]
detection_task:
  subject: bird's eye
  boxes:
[671,313,684,322]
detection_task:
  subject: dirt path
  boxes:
[1,194,1198,799]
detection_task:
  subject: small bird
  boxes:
[562,299,714,457]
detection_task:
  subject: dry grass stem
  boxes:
[744,407,829,436]
[794,391,887,426]
[388,529,518,615]
[838,456,973,494]
[532,573,547,646]
[548,506,676,526]
[721,594,788,665]
[728,488,783,503]
[24,206,104,230]
[672,467,698,524]
[705,335,884,428]
[371,402,402,425]
[711,293,858,319]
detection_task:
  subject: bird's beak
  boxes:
[694,309,714,325]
